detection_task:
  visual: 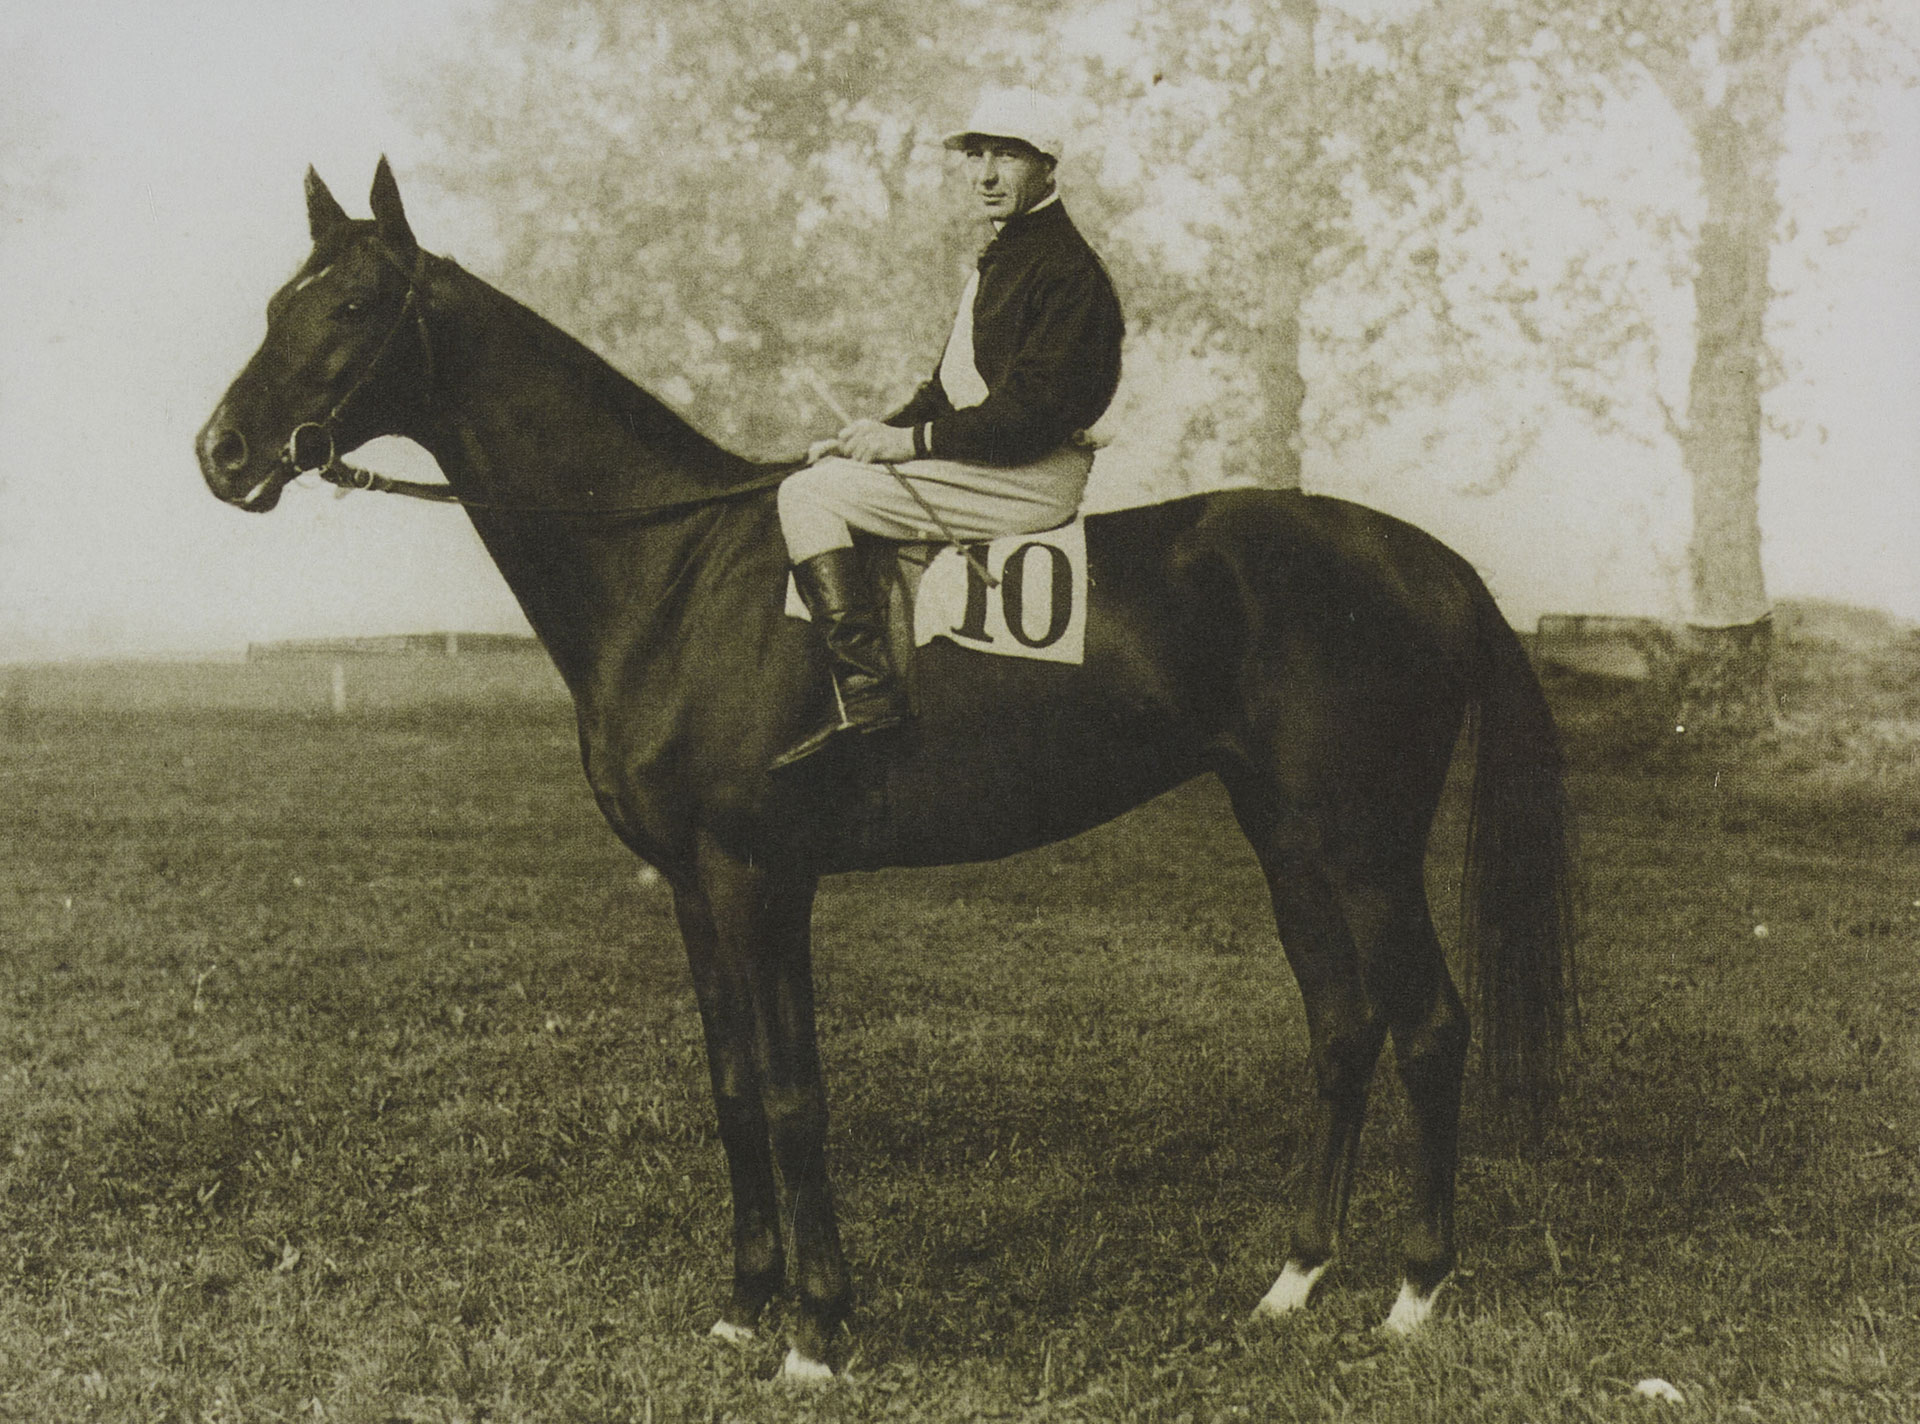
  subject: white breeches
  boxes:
[777,447,1094,564]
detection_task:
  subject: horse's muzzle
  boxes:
[205,426,249,474]
[197,412,291,512]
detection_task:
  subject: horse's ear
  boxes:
[368,155,417,259]
[305,167,349,242]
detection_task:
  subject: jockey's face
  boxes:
[962,139,1056,223]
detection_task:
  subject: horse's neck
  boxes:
[417,262,755,504]
[405,264,770,692]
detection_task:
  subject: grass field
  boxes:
[1,649,567,718]
[1,604,1916,1421]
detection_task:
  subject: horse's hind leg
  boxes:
[1226,763,1467,1332]
[1292,841,1468,1334]
[1380,896,1469,1333]
[1245,851,1466,1333]
[1224,780,1388,1318]
[1259,857,1392,1316]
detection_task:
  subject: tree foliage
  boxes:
[413,0,1041,457]
[408,0,1912,672]
[409,0,1503,487]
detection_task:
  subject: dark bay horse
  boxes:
[196,160,1573,1379]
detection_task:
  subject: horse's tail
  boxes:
[1459,574,1576,1123]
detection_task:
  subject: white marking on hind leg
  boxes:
[1253,1258,1331,1318]
[1379,1275,1449,1336]
[708,1319,755,1345]
[781,1346,835,1383]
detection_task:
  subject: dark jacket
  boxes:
[886,200,1124,466]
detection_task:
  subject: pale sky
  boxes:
[1,0,512,660]
[1,0,1915,660]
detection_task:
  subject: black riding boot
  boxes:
[770,547,911,771]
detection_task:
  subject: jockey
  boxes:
[773,86,1126,770]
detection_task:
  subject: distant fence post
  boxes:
[330,661,347,717]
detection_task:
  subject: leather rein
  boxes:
[273,242,789,519]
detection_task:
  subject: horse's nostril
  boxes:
[210,429,249,471]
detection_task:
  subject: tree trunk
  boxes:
[1228,0,1318,491]
[1674,615,1775,741]
[1675,97,1781,735]
[1237,268,1309,491]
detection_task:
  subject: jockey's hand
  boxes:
[837,419,916,466]
[805,438,841,464]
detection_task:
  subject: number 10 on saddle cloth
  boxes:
[785,517,1088,665]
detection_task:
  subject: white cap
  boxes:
[943,87,1066,163]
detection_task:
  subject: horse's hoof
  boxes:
[781,1346,835,1383]
[1252,1258,1330,1319]
[709,1319,756,1345]
[1378,1275,1448,1336]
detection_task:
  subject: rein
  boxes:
[309,449,793,519]
[275,243,793,520]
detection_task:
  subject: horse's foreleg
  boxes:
[674,885,784,1341]
[699,845,849,1380]
[761,896,850,1379]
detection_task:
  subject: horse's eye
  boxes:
[335,299,366,318]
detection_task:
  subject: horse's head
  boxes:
[197,158,432,512]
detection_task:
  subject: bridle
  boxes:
[273,237,458,500]
[268,239,789,519]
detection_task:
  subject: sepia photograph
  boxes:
[1,0,1916,1416]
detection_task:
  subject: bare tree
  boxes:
[1475,0,1918,732]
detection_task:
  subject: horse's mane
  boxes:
[433,250,775,494]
